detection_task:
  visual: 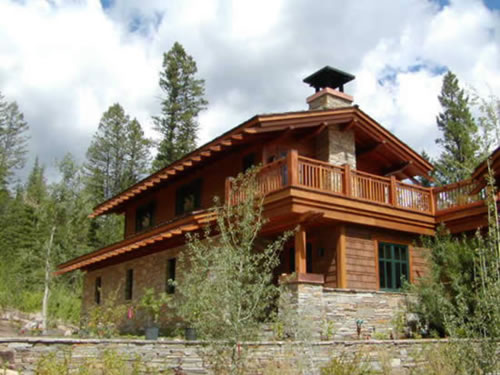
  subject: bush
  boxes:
[320,352,374,375]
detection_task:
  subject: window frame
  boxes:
[94,276,102,305]
[175,179,202,216]
[166,258,176,294]
[377,242,410,291]
[135,201,156,233]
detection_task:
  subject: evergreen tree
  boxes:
[152,42,208,171]
[85,103,150,249]
[0,92,29,188]
[434,71,479,184]
[85,103,150,202]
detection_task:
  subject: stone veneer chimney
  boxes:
[303,66,357,168]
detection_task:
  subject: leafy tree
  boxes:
[176,167,290,374]
[433,71,479,184]
[152,42,208,171]
[0,92,29,188]
[470,91,500,159]
[409,161,500,372]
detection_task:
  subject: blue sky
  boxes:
[0,0,499,181]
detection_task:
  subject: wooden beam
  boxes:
[243,128,258,134]
[182,161,193,167]
[220,140,232,146]
[356,140,387,157]
[210,145,222,152]
[341,119,358,131]
[174,165,184,171]
[200,151,211,157]
[303,122,328,140]
[231,134,243,141]
[166,170,176,175]
[336,225,347,288]
[295,225,307,274]
[384,161,412,177]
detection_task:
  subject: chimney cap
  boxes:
[303,66,355,93]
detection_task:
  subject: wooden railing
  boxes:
[433,179,485,211]
[225,150,486,215]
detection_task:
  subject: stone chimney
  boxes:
[303,66,355,110]
[304,66,357,169]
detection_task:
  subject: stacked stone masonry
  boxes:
[0,337,480,375]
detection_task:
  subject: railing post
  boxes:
[287,149,298,186]
[343,164,351,197]
[429,187,436,214]
[390,176,397,207]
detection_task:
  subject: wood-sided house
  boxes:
[57,67,499,337]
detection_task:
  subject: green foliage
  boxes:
[469,90,500,159]
[139,287,172,325]
[0,91,29,188]
[320,352,374,375]
[152,42,208,170]
[433,71,480,184]
[176,167,291,374]
[84,289,127,338]
[35,349,174,375]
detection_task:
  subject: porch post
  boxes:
[295,224,307,274]
[287,149,298,186]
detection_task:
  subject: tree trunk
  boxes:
[42,226,56,334]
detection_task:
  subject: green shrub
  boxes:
[320,352,374,375]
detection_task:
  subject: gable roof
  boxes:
[90,106,434,218]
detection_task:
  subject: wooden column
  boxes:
[225,177,231,204]
[287,149,298,186]
[336,225,347,288]
[295,224,307,274]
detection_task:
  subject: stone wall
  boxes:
[0,337,462,375]
[315,125,356,169]
[285,284,406,340]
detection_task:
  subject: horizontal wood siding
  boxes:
[345,227,377,290]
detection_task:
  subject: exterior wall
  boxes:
[0,337,463,375]
[345,225,428,290]
[82,243,185,332]
[124,145,263,238]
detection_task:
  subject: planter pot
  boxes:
[145,326,159,340]
[184,327,197,341]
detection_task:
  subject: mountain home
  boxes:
[58,67,499,337]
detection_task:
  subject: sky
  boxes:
[0,0,499,181]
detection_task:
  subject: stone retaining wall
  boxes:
[0,337,457,375]
[287,284,407,340]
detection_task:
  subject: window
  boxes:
[243,153,256,172]
[378,243,409,290]
[175,179,202,215]
[166,258,176,294]
[136,202,155,232]
[94,277,101,305]
[125,269,134,300]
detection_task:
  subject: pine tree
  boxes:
[434,71,479,184]
[84,103,150,249]
[85,103,150,202]
[0,92,29,188]
[152,42,207,171]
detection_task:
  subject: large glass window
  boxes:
[378,242,409,291]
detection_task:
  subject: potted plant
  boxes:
[139,288,171,340]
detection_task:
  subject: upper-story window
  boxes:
[176,179,202,215]
[243,153,256,172]
[378,242,409,291]
[136,202,155,232]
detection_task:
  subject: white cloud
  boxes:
[0,0,499,182]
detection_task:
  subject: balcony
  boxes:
[226,150,494,234]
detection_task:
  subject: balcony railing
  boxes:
[226,150,488,215]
